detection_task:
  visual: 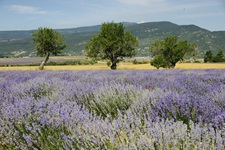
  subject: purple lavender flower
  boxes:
[1,69,225,149]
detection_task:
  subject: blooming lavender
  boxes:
[0,70,225,149]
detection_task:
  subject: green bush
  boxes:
[132,59,149,64]
[133,59,138,64]
[106,61,111,67]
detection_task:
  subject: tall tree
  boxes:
[150,36,196,69]
[213,49,224,62]
[32,27,66,70]
[85,22,138,69]
[204,50,213,63]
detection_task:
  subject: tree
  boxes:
[204,50,213,63]
[213,49,224,62]
[149,36,196,69]
[85,22,138,69]
[32,27,66,70]
[150,54,168,69]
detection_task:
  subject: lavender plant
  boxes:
[0,70,225,149]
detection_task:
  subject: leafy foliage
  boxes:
[150,54,168,69]
[150,36,196,69]
[32,27,66,57]
[204,49,225,62]
[213,49,225,62]
[204,50,213,62]
[85,22,138,69]
[32,27,66,69]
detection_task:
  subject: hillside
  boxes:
[0,21,225,57]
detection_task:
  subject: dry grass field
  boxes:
[0,56,225,70]
[175,63,225,69]
[0,62,225,71]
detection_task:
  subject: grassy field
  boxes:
[0,62,225,70]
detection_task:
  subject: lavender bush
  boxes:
[0,70,225,149]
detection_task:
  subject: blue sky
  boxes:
[0,0,225,31]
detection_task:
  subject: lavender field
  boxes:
[0,70,225,149]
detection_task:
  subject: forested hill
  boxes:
[0,21,224,57]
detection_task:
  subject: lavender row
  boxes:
[0,70,225,149]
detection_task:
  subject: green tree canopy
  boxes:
[204,50,213,63]
[149,36,196,69]
[32,27,66,70]
[213,49,224,62]
[85,22,139,69]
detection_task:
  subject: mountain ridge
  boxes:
[0,21,224,57]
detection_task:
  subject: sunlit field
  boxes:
[1,56,225,70]
[0,62,225,70]
[1,57,225,149]
[1,70,225,149]
[0,63,224,70]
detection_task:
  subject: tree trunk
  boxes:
[110,57,117,70]
[39,53,50,70]
[110,62,117,70]
[171,62,176,69]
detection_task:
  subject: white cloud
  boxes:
[10,5,47,14]
[138,20,148,24]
